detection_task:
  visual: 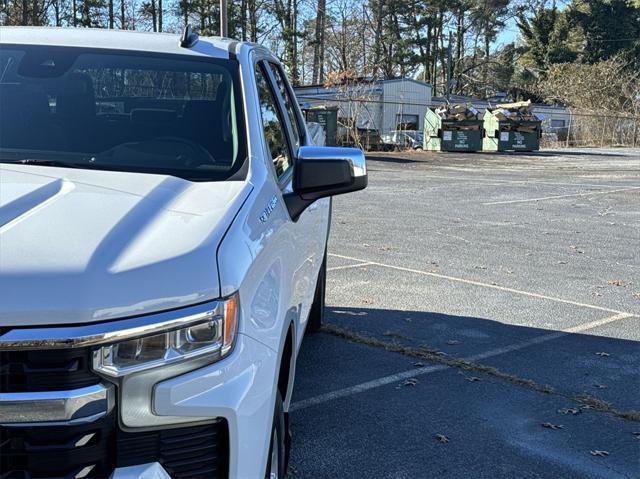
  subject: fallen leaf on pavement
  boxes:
[435,434,449,443]
[595,352,610,357]
[542,422,563,430]
[558,407,581,415]
[608,280,626,287]
[590,450,609,457]
[399,378,419,387]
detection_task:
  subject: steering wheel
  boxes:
[152,136,216,168]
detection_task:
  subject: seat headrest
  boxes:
[56,72,95,118]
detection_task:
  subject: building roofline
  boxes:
[296,77,431,90]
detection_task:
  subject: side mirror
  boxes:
[284,146,367,220]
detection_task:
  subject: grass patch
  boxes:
[576,393,640,422]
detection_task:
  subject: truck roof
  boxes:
[0,26,236,59]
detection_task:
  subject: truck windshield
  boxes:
[0,45,247,181]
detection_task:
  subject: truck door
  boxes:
[254,61,326,332]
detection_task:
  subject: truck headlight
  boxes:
[92,294,239,428]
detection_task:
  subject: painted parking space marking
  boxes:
[291,312,635,412]
[373,172,633,190]
[327,262,376,272]
[328,253,635,316]
[482,186,640,205]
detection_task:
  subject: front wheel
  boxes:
[265,391,286,479]
[306,253,326,333]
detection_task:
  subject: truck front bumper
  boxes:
[0,333,278,479]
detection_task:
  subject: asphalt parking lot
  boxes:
[289,148,640,479]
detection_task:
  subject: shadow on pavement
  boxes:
[291,307,639,479]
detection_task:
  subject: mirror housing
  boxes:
[284,146,367,220]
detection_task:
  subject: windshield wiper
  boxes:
[1,158,95,169]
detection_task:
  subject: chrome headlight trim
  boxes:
[0,301,222,351]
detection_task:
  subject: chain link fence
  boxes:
[542,111,640,149]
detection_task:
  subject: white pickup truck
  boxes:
[0,27,366,479]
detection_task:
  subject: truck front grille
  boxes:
[0,413,116,479]
[1,411,229,479]
[0,347,99,393]
[0,340,229,478]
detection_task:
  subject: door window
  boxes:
[268,63,303,152]
[255,64,291,178]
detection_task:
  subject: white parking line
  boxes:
[329,253,632,316]
[384,173,631,190]
[290,312,635,412]
[482,186,640,205]
[328,262,375,272]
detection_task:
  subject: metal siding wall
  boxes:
[381,80,431,133]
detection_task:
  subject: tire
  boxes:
[265,391,286,479]
[306,252,326,333]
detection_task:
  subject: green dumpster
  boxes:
[424,105,483,152]
[305,106,338,146]
[482,101,542,152]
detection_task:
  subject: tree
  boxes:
[470,0,510,96]
[567,0,640,65]
[517,0,576,75]
[538,55,640,114]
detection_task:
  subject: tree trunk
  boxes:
[151,0,157,32]
[483,26,490,98]
[455,7,464,93]
[291,0,298,84]
[120,0,125,29]
[32,0,38,25]
[72,0,76,26]
[312,0,325,83]
[249,0,257,42]
[108,0,114,28]
[158,0,162,31]
[54,0,61,26]
[22,0,28,25]
[241,0,246,40]
[372,0,383,79]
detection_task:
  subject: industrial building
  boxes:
[294,78,433,138]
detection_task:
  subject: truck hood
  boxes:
[0,165,251,326]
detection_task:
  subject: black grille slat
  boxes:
[117,421,229,479]
[0,414,115,479]
[0,348,99,393]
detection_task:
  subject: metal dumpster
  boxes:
[424,105,483,152]
[482,101,542,152]
[304,106,338,146]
